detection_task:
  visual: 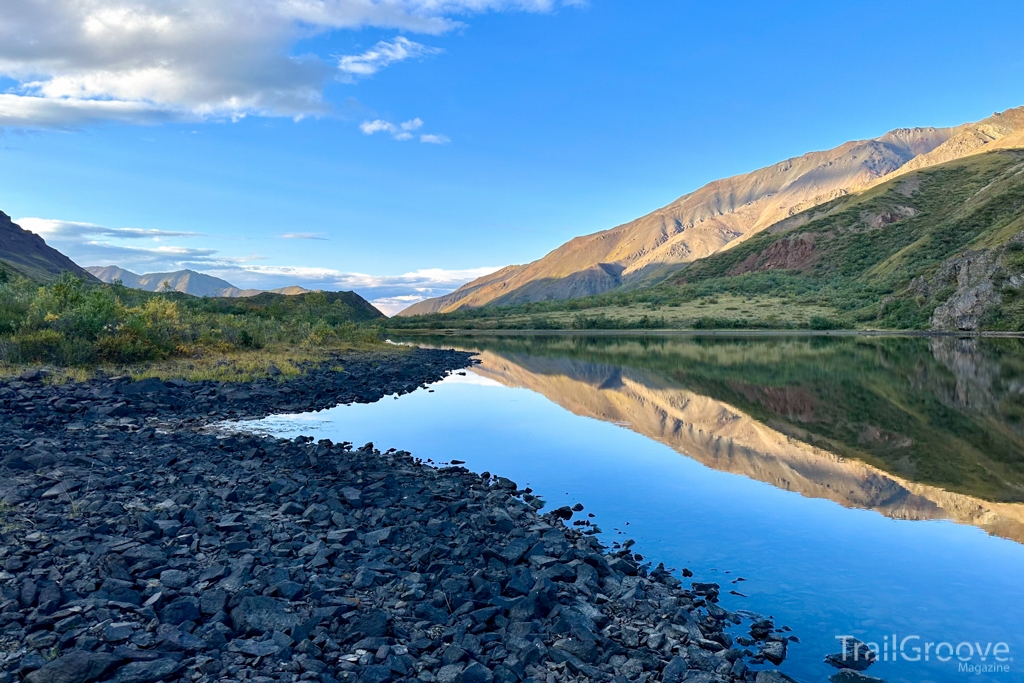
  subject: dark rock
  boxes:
[461,662,494,683]
[352,608,389,637]
[829,671,890,683]
[231,595,302,634]
[762,639,787,665]
[755,672,800,683]
[357,665,393,683]
[661,655,688,683]
[825,637,877,671]
[551,506,573,520]
[114,659,182,683]
[25,651,122,683]
[160,596,200,625]
[436,664,465,683]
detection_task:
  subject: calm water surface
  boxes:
[237,335,1024,683]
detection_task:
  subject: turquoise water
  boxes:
[238,336,1024,683]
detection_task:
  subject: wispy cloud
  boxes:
[17,216,224,269]
[419,133,451,145]
[0,0,582,129]
[338,37,442,80]
[361,117,449,143]
[19,217,201,241]
[280,232,329,241]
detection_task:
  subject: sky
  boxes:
[0,1,1022,315]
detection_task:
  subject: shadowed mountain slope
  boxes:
[401,107,1024,316]
[0,211,97,283]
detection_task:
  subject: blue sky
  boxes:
[1,0,1022,313]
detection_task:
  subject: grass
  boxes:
[389,293,844,331]
[0,336,395,383]
[123,341,392,382]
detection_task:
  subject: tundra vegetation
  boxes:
[0,272,385,378]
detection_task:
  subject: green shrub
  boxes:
[12,329,67,363]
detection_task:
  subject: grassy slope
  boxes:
[391,150,1024,331]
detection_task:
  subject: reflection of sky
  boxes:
[237,372,1024,683]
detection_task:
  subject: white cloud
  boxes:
[371,295,430,316]
[361,116,448,142]
[19,217,201,240]
[338,37,441,79]
[0,0,581,128]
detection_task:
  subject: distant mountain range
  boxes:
[86,266,312,298]
[401,106,1024,315]
[0,211,98,282]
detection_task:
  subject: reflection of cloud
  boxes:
[18,214,501,311]
[0,0,582,128]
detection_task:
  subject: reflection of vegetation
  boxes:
[0,273,384,368]
[406,334,1024,502]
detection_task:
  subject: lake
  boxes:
[235,334,1024,683]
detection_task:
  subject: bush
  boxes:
[11,329,66,363]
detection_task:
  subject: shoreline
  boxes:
[385,328,1024,339]
[0,348,825,683]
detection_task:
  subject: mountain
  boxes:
[401,106,1024,316]
[388,148,1024,331]
[662,147,1024,331]
[0,211,98,282]
[87,266,312,298]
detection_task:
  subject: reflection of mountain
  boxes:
[469,349,1024,544]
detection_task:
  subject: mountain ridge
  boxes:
[401,106,1024,316]
[87,266,312,298]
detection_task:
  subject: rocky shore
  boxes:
[1,348,813,683]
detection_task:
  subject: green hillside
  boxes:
[391,149,1024,331]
